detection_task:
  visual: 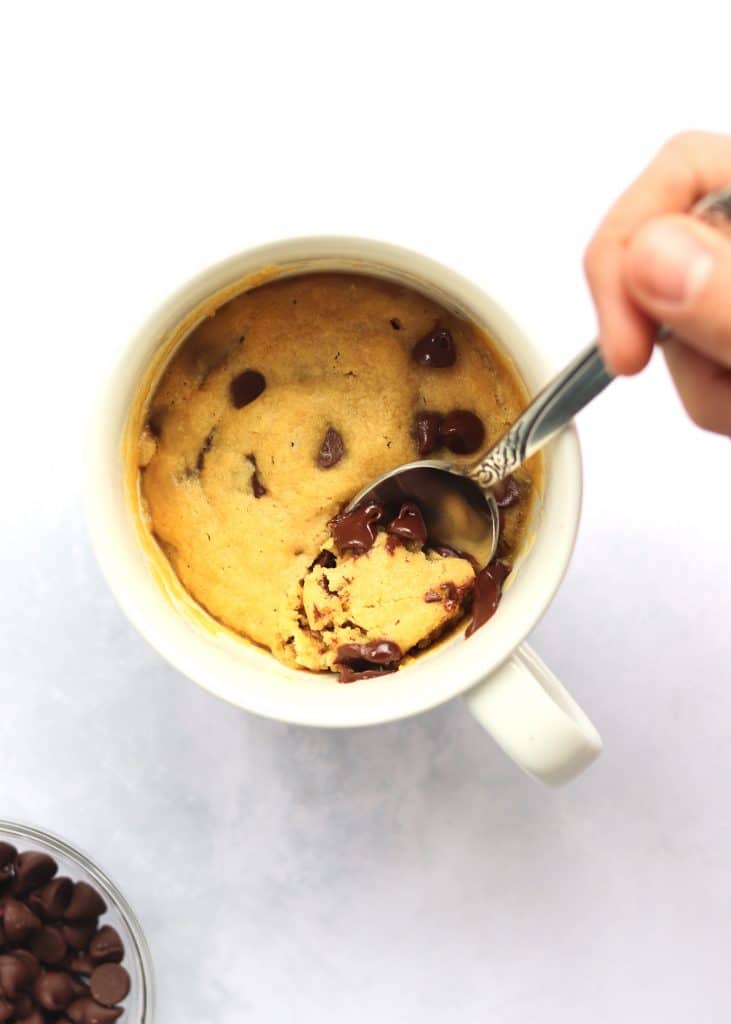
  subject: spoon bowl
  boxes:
[348,461,500,566]
[347,342,616,565]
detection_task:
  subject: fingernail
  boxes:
[630,221,714,305]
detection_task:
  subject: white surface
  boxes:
[1,3,729,1021]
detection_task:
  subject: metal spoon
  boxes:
[348,343,612,565]
[348,187,731,566]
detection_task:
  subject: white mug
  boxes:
[86,237,602,785]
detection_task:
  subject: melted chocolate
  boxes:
[386,502,427,547]
[313,550,337,569]
[385,534,401,554]
[229,370,266,409]
[195,431,214,473]
[440,409,485,455]
[246,454,267,498]
[466,561,510,637]
[337,640,402,665]
[329,501,384,554]
[494,475,521,508]
[411,326,456,368]
[336,640,402,683]
[338,664,399,683]
[414,411,442,456]
[424,590,441,603]
[317,426,345,469]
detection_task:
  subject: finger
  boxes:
[583,253,655,376]
[583,131,731,375]
[662,335,731,435]
[623,215,731,369]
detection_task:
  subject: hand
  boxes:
[583,131,731,435]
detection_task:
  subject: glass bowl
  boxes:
[0,819,154,1022]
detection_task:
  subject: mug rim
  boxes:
[85,235,582,728]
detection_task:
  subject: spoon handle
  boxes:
[466,343,613,489]
[465,186,731,493]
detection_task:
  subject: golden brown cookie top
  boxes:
[138,272,536,671]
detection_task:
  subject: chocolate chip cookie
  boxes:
[137,272,537,675]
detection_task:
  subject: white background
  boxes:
[1,3,730,1021]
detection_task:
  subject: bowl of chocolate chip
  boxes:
[87,236,601,785]
[0,821,153,1023]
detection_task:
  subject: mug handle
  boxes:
[462,643,602,785]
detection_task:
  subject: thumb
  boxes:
[623,214,731,368]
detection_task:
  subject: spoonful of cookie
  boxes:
[348,187,731,566]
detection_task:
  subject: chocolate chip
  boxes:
[336,641,402,668]
[67,999,88,1024]
[317,426,345,469]
[338,664,399,683]
[440,410,485,455]
[411,325,456,368]
[0,847,16,870]
[13,853,57,896]
[414,411,442,456]
[313,550,337,569]
[62,921,98,952]
[69,974,90,998]
[0,953,32,998]
[19,1007,44,1024]
[69,955,94,977]
[25,891,45,920]
[466,561,510,637]
[88,928,123,966]
[12,950,40,984]
[494,475,521,508]
[90,964,130,1007]
[35,970,73,1012]
[195,431,215,473]
[424,590,441,603]
[3,899,41,945]
[68,996,123,1024]
[15,1007,43,1024]
[64,884,106,923]
[389,317,402,330]
[35,878,73,921]
[13,992,35,1017]
[245,454,267,498]
[386,502,427,547]
[329,501,384,555]
[439,581,464,611]
[30,925,67,965]
[229,369,266,408]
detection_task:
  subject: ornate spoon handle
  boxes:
[466,344,612,490]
